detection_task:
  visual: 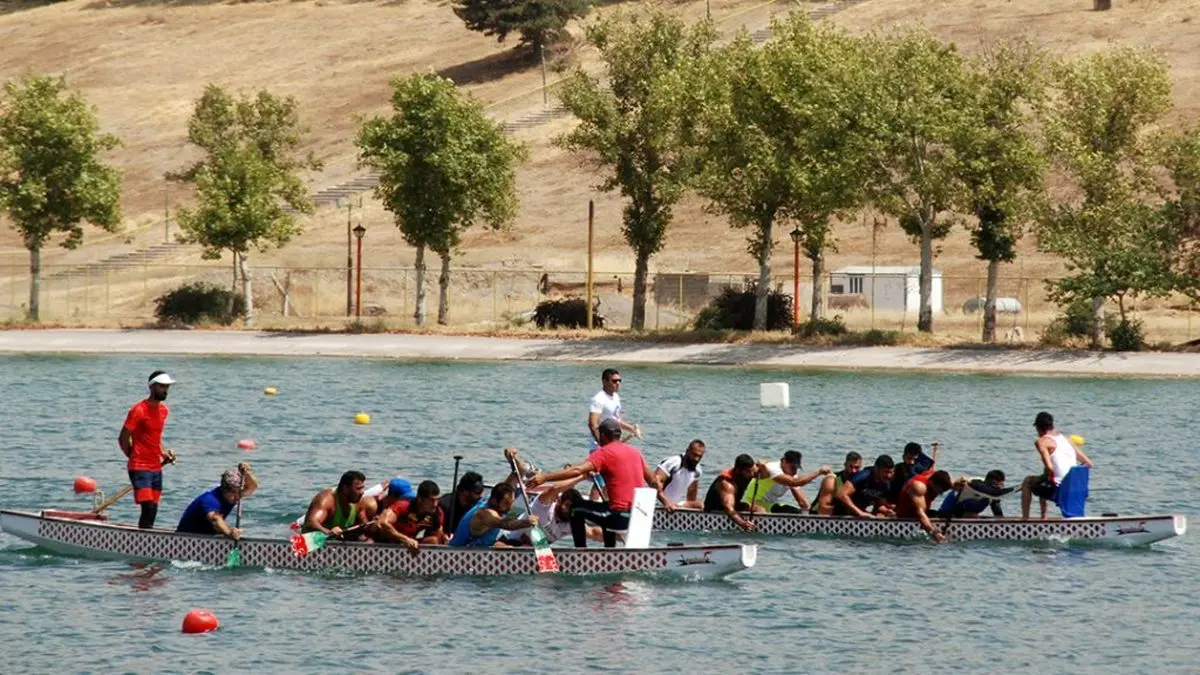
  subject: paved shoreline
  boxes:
[1,329,1199,378]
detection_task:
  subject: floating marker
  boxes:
[73,476,98,494]
[181,609,219,634]
[264,387,278,396]
[354,412,371,425]
[237,439,257,451]
[1069,434,1086,447]
[760,383,790,408]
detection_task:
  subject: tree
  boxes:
[358,74,525,326]
[1162,126,1200,300]
[1037,46,1173,345]
[173,85,319,325]
[694,16,873,329]
[860,28,975,333]
[0,75,121,321]
[452,0,591,53]
[557,11,716,329]
[955,41,1049,342]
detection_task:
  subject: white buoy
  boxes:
[760,382,790,408]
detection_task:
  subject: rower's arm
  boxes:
[789,486,811,511]
[240,466,259,499]
[1036,439,1055,476]
[643,463,671,508]
[686,478,699,503]
[474,508,531,532]
[720,483,752,529]
[587,412,602,444]
[118,427,133,459]
[1075,446,1095,468]
[990,501,1004,517]
[537,461,596,485]
[303,493,334,536]
[376,510,418,546]
[777,469,827,488]
[911,491,936,534]
[208,511,237,538]
[836,482,872,519]
[653,467,670,488]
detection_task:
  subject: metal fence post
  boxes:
[104,268,110,317]
[492,271,498,323]
[1024,278,1031,333]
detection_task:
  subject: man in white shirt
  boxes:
[654,440,706,509]
[744,450,831,514]
[587,368,640,451]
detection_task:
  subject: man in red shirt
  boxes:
[118,371,177,529]
[528,418,670,548]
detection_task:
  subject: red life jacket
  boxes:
[896,469,936,519]
[388,499,445,538]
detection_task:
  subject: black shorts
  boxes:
[128,470,163,504]
[1031,477,1059,502]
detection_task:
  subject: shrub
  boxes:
[693,283,794,331]
[1107,318,1145,352]
[534,298,603,329]
[154,282,245,326]
[795,315,848,338]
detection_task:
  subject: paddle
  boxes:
[508,454,559,573]
[290,523,368,557]
[226,467,245,568]
[448,454,463,538]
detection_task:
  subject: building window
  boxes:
[849,276,863,294]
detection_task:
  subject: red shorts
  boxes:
[128,470,163,504]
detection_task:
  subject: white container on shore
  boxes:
[760,382,790,408]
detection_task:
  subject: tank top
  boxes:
[1048,432,1078,485]
[331,498,357,530]
[895,469,935,519]
[448,499,500,548]
[703,468,750,512]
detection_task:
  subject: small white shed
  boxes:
[829,266,943,314]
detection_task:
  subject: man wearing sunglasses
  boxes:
[587,368,641,451]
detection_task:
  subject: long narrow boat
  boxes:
[0,510,756,580]
[652,508,1187,546]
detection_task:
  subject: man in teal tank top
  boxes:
[301,470,367,540]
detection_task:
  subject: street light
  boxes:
[337,196,362,316]
[789,227,802,327]
[353,224,366,318]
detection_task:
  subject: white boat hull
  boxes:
[0,510,754,580]
[653,508,1186,546]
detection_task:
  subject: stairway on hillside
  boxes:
[44,241,199,282]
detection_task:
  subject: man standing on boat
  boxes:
[654,440,706,510]
[743,451,831,514]
[895,469,954,543]
[176,464,259,539]
[810,452,863,515]
[301,470,368,541]
[588,368,641,450]
[119,370,177,529]
[530,418,669,547]
[834,454,897,518]
[703,454,759,532]
[1021,412,1094,519]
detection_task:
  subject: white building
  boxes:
[829,266,943,314]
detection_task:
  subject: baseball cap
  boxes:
[598,418,622,435]
[388,477,416,500]
[148,371,176,385]
[782,450,803,468]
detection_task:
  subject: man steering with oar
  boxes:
[118,370,177,529]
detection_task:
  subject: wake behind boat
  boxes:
[0,510,756,580]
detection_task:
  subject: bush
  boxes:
[1107,318,1145,351]
[534,298,604,329]
[693,283,794,331]
[795,315,848,338]
[154,282,246,326]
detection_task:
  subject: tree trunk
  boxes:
[413,245,427,327]
[238,251,254,326]
[918,217,934,333]
[1090,295,1105,347]
[982,258,1000,343]
[1094,0,1112,10]
[809,251,825,323]
[436,249,451,326]
[27,244,41,321]
[753,219,773,331]
[631,251,649,330]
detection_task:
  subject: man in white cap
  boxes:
[119,370,177,529]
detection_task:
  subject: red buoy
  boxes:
[236,439,256,451]
[181,609,219,634]
[73,476,98,494]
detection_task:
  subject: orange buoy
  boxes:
[73,476,98,494]
[237,439,256,451]
[181,609,219,634]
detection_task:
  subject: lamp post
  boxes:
[353,224,366,318]
[337,197,362,316]
[789,227,802,327]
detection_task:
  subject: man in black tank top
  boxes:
[703,454,757,532]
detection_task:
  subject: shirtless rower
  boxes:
[449,483,536,548]
[743,450,831,514]
[654,440,706,510]
[376,480,448,551]
[835,455,897,518]
[702,454,758,532]
[894,469,954,543]
[1021,411,1094,519]
[301,470,368,540]
[811,452,863,515]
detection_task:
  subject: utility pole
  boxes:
[541,42,549,108]
[586,200,595,330]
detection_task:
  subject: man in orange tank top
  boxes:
[118,371,177,529]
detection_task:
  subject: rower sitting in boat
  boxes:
[176,463,259,539]
[938,471,1010,518]
[743,450,831,514]
[894,469,954,543]
[891,442,937,501]
[654,440,706,510]
[834,454,896,518]
[810,452,863,516]
[301,470,369,541]
[376,480,448,552]
[503,450,600,545]
[439,471,486,538]
[449,483,537,548]
[702,454,758,532]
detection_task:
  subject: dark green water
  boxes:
[0,355,1195,673]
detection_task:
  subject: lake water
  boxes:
[0,354,1196,674]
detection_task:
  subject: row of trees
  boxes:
[556,12,1200,341]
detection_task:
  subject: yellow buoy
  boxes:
[1069,434,1086,447]
[354,412,371,425]
[264,387,278,396]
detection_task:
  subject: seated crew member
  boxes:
[438,471,486,537]
[654,440,706,510]
[301,470,368,541]
[891,442,937,500]
[895,469,954,543]
[703,453,758,532]
[743,450,831,514]
[938,470,1009,518]
[449,483,536,548]
[811,452,864,515]
[376,479,448,552]
[834,454,897,518]
[177,463,259,539]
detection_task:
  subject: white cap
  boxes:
[148,371,176,385]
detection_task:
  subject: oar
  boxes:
[226,467,245,568]
[508,454,559,573]
[448,455,463,537]
[290,523,368,557]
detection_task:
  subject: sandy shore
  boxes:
[1,329,1199,378]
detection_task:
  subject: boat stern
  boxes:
[1174,514,1188,538]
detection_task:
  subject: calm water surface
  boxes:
[0,355,1197,674]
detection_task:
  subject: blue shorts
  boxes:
[128,470,163,504]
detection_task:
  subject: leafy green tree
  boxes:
[173,85,319,324]
[955,41,1049,342]
[453,0,590,53]
[695,16,873,329]
[1162,126,1200,300]
[0,75,121,321]
[1038,46,1173,345]
[358,74,525,326]
[860,28,975,333]
[557,11,716,329]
